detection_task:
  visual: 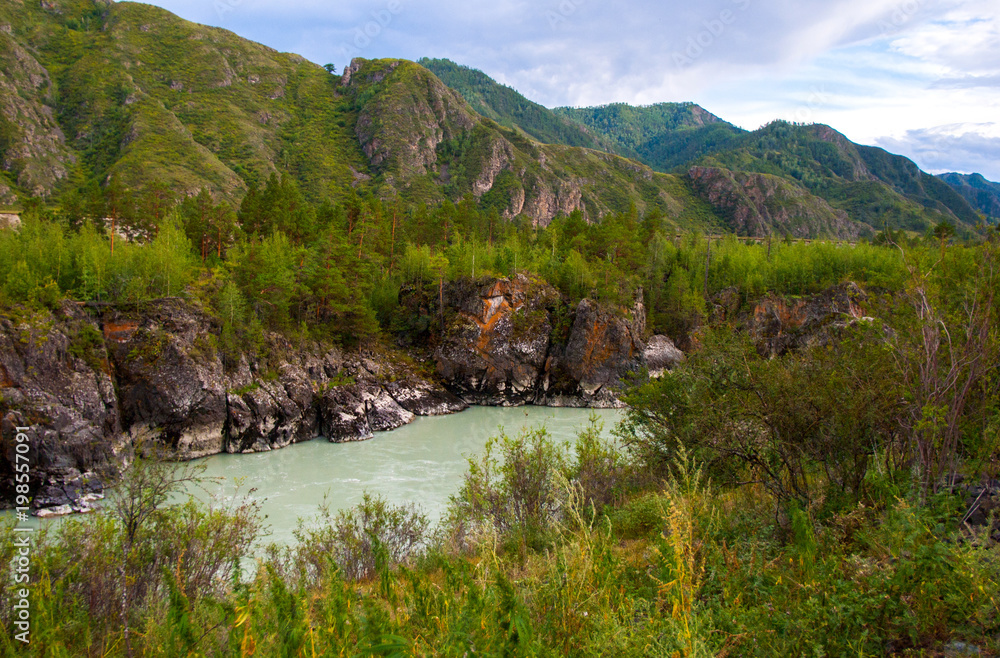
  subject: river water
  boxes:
[185,406,623,546]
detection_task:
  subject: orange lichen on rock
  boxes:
[0,363,15,388]
[103,321,139,342]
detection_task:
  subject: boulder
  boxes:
[643,335,684,377]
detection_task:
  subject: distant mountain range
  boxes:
[935,173,1000,221]
[0,0,993,239]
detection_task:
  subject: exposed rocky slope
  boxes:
[688,166,870,240]
[0,28,75,201]
[693,122,980,234]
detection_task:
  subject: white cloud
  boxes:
[877,124,1000,180]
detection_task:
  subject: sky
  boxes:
[133,0,1000,180]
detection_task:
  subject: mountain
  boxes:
[0,2,721,230]
[0,1,981,240]
[0,0,367,205]
[417,58,611,151]
[690,122,981,234]
[343,58,725,227]
[419,61,980,236]
[554,103,745,170]
[936,172,1000,220]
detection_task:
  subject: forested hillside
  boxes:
[419,60,983,236]
[937,172,1000,220]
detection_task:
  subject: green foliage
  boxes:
[67,322,106,371]
[623,325,905,507]
[453,427,569,555]
[283,493,430,584]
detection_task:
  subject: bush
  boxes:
[287,493,429,582]
[452,427,568,556]
[623,325,904,508]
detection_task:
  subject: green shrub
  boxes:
[285,493,429,583]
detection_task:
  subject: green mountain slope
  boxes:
[554,102,745,170]
[417,59,745,174]
[417,58,611,150]
[937,172,1000,220]
[0,0,367,204]
[693,122,981,233]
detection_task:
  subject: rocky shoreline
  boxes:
[1,275,880,515]
[1,275,685,514]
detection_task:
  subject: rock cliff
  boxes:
[432,275,649,408]
[1,280,662,512]
[688,166,870,240]
[0,298,467,512]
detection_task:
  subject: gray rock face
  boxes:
[539,298,646,408]
[642,335,684,377]
[688,166,869,240]
[432,276,649,408]
[0,279,652,513]
[0,302,123,508]
[103,299,229,459]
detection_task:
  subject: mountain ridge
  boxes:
[0,1,985,239]
[936,172,1000,220]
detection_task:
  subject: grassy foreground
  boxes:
[2,409,998,657]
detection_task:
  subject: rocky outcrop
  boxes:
[708,282,869,357]
[102,299,467,457]
[435,276,558,406]
[0,212,21,229]
[539,298,646,407]
[688,166,869,240]
[643,335,684,377]
[0,302,123,509]
[103,299,229,459]
[0,297,467,511]
[432,275,649,408]
[349,58,477,180]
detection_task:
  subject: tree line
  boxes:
[1,175,992,353]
